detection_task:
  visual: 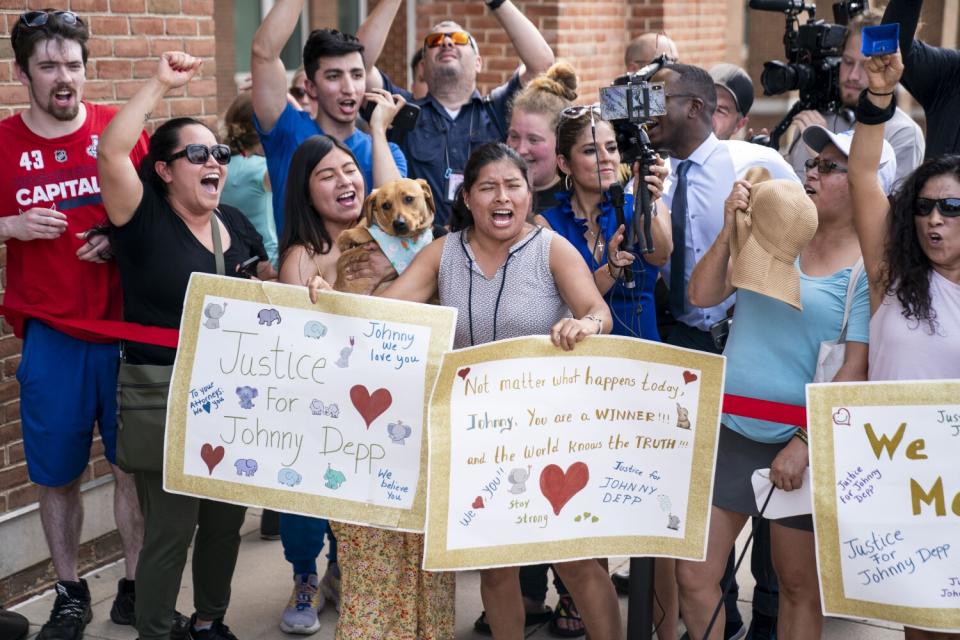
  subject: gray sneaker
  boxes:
[279,574,323,635]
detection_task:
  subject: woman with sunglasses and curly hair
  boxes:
[849,50,960,640]
[98,52,270,640]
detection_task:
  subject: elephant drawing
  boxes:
[235,386,258,409]
[234,459,258,477]
[257,308,282,326]
[203,302,227,329]
[303,321,327,338]
[387,420,412,444]
[277,468,302,487]
[323,464,347,490]
[507,466,531,494]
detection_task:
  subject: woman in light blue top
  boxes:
[221,92,279,268]
[678,147,871,640]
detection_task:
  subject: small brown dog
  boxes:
[336,178,435,293]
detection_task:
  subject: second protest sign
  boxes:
[424,336,725,570]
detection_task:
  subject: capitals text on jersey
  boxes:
[16,175,101,209]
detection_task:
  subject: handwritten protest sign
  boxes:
[423,336,724,570]
[164,274,456,532]
[808,381,960,632]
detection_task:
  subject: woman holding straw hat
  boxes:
[678,152,876,639]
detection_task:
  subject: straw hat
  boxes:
[729,176,818,310]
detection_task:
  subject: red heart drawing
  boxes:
[472,496,484,509]
[682,370,698,385]
[200,443,225,475]
[350,385,393,428]
[539,462,589,516]
[457,367,471,380]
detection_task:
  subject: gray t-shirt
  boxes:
[784,107,924,191]
[438,226,570,349]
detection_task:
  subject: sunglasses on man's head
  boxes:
[423,31,472,49]
[19,10,82,28]
[167,144,231,166]
[804,157,848,175]
[915,197,960,217]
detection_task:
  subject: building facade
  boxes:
[0,0,952,604]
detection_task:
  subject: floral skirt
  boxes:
[330,521,456,639]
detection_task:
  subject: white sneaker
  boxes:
[279,574,324,635]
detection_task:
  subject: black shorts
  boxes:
[712,426,814,532]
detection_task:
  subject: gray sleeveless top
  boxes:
[438,226,571,349]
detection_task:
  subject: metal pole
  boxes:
[626,557,656,640]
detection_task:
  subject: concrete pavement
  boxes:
[12,510,903,639]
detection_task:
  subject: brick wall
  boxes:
[0,0,217,516]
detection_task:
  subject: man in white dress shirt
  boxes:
[647,63,799,353]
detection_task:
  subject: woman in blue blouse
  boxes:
[536,105,671,339]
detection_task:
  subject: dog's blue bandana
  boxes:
[367,225,434,274]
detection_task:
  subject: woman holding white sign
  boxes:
[98,53,271,640]
[849,51,960,640]
[679,139,881,637]
[316,142,619,638]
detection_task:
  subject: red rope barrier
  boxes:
[2,307,808,426]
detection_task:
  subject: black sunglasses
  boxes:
[915,197,960,217]
[167,144,231,165]
[804,158,848,175]
[19,11,83,28]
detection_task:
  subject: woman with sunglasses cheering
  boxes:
[537,104,671,340]
[98,52,269,640]
[849,51,960,640]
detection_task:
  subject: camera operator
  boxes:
[883,0,960,158]
[710,64,754,141]
[783,8,924,188]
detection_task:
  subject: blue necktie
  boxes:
[669,160,693,318]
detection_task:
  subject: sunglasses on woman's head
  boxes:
[423,31,472,49]
[19,10,82,28]
[915,197,960,217]
[289,87,307,100]
[167,144,231,165]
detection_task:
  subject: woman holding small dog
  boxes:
[276,134,432,637]
[315,142,620,639]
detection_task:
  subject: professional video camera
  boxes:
[599,56,668,166]
[592,55,672,267]
[750,0,865,148]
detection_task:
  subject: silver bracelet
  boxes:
[583,314,603,335]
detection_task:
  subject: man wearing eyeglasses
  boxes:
[251,0,408,234]
[0,10,150,640]
[782,9,923,190]
[357,0,555,226]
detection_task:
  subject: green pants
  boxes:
[134,471,247,640]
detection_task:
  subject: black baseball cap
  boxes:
[709,63,754,117]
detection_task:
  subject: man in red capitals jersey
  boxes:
[0,11,149,640]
